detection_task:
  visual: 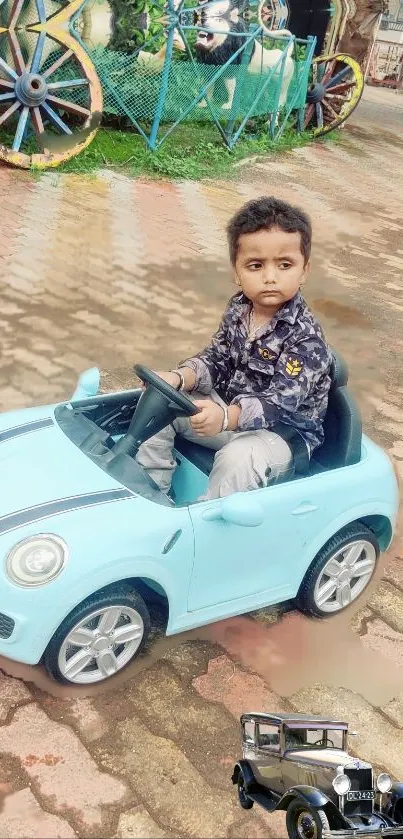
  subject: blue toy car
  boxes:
[0,355,398,685]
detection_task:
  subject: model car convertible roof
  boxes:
[240,712,348,729]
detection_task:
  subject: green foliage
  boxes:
[106,0,165,54]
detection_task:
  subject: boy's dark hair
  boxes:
[226,196,312,266]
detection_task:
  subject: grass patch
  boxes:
[56,121,314,179]
[1,119,339,181]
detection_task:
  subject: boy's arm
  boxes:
[178,314,230,394]
[230,337,332,431]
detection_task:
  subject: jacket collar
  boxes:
[230,291,304,327]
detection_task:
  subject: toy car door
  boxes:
[187,480,321,611]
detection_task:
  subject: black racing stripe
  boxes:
[0,489,133,536]
[0,418,54,443]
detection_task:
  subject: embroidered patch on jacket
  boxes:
[285,356,303,377]
[258,348,276,361]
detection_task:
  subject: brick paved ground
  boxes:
[0,86,403,837]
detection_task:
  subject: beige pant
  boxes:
[136,391,294,500]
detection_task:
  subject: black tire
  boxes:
[238,773,254,810]
[394,801,403,825]
[43,585,151,685]
[286,799,329,839]
[296,523,379,619]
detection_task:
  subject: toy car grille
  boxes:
[0,613,15,639]
[344,767,373,817]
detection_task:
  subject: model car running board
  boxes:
[322,828,403,837]
[247,789,280,811]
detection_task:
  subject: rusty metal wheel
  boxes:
[0,0,102,168]
[304,52,364,137]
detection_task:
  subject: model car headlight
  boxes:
[333,774,351,795]
[377,773,392,793]
[6,535,68,587]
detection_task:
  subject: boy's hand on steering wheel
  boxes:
[190,399,225,437]
[139,371,180,390]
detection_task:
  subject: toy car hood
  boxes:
[284,749,372,772]
[0,406,125,522]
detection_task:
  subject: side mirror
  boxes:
[203,493,264,527]
[349,731,358,737]
[71,368,100,401]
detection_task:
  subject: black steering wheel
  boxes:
[313,738,335,747]
[111,364,200,460]
[134,364,200,417]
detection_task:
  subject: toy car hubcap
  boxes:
[296,811,318,839]
[58,605,144,684]
[313,539,376,613]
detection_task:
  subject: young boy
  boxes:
[137,196,332,499]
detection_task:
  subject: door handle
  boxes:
[202,508,223,522]
[202,498,264,527]
[292,502,318,515]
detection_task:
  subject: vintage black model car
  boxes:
[232,713,403,838]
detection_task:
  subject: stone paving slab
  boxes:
[193,654,288,718]
[368,583,403,634]
[361,618,403,666]
[383,693,403,729]
[0,788,76,839]
[0,704,129,834]
[115,806,168,839]
[0,673,31,723]
[113,716,237,838]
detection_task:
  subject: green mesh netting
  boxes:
[87,44,310,124]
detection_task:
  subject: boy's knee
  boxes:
[211,435,265,494]
[212,431,293,489]
[214,435,252,467]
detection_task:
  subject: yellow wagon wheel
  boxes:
[304,53,364,137]
[0,0,102,169]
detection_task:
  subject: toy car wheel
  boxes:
[286,799,330,839]
[237,774,254,809]
[296,523,379,618]
[43,587,151,685]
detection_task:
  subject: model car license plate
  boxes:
[347,791,375,801]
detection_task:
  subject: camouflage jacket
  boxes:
[181,292,332,454]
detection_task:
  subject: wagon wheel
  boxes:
[0,10,102,169]
[304,53,364,137]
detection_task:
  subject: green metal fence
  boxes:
[71,0,316,149]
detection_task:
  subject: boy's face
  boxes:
[234,226,310,314]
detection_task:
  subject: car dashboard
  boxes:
[54,398,174,507]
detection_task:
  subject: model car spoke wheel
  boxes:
[237,774,253,809]
[313,539,376,613]
[287,801,330,839]
[296,811,319,839]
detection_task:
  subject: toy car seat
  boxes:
[313,350,362,470]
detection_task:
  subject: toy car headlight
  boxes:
[6,535,68,587]
[377,773,392,793]
[333,774,351,795]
